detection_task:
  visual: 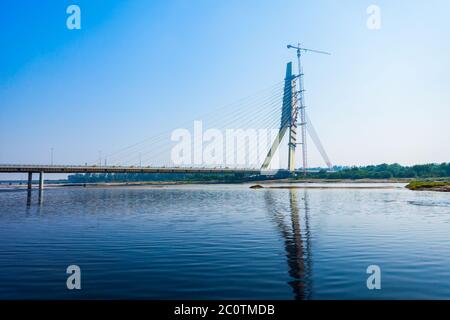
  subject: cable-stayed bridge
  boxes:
[0,46,332,191]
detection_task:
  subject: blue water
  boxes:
[0,184,449,299]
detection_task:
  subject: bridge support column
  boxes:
[26,172,32,206]
[39,172,44,191]
[27,172,32,190]
[38,172,44,205]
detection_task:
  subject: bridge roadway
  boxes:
[0,164,265,191]
[0,164,262,175]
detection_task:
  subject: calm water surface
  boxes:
[0,183,449,299]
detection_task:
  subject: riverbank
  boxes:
[250,184,400,190]
[2,178,449,192]
[0,179,408,192]
[406,181,450,192]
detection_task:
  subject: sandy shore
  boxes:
[0,179,410,192]
[250,185,402,190]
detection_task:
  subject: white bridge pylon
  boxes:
[261,58,333,174]
[261,62,299,173]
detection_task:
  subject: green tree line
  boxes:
[304,163,450,180]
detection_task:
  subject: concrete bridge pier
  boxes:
[38,172,44,204]
[39,172,44,191]
[27,172,32,190]
[26,172,32,206]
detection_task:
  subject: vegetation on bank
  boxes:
[298,163,450,180]
[406,181,450,191]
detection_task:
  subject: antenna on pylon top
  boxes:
[287,44,331,56]
[287,43,331,175]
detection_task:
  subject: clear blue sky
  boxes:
[1,0,449,178]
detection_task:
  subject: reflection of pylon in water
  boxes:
[287,190,306,299]
[261,44,333,175]
[263,189,313,300]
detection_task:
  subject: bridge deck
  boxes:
[0,165,263,175]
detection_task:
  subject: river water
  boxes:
[0,183,449,299]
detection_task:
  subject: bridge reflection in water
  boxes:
[264,189,312,300]
[26,187,44,206]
